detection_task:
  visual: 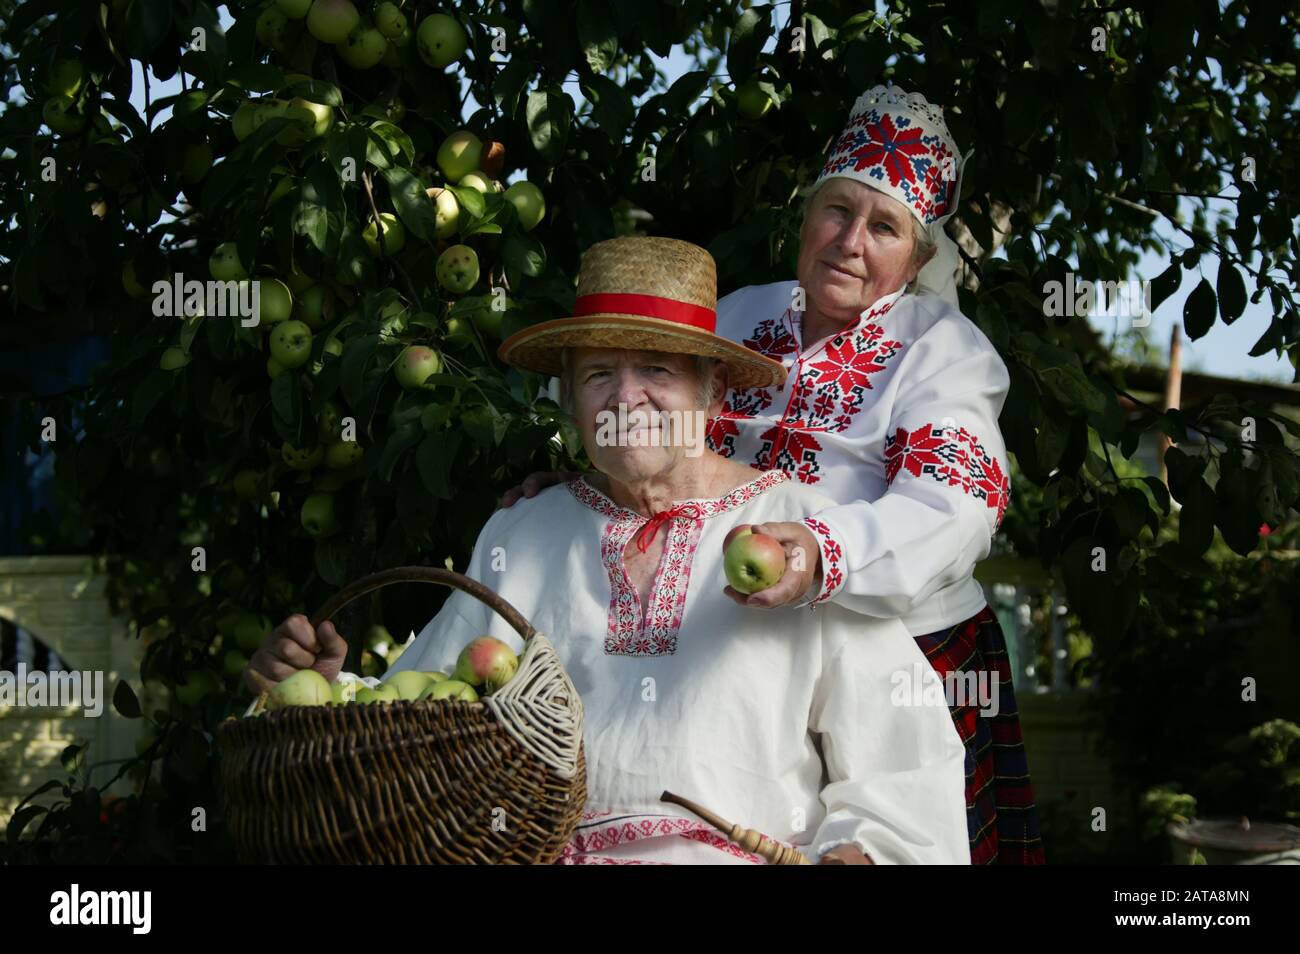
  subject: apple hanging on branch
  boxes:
[417,13,468,68]
[394,345,443,390]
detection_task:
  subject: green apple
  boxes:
[43,96,86,136]
[275,0,313,17]
[472,298,508,340]
[257,278,294,326]
[256,6,292,50]
[231,612,270,652]
[363,212,406,256]
[386,670,434,701]
[723,525,787,594]
[375,2,407,38]
[209,242,247,281]
[232,469,264,501]
[417,13,467,68]
[355,684,401,704]
[338,25,387,69]
[174,670,219,707]
[394,345,442,389]
[179,142,213,183]
[325,439,363,469]
[504,180,545,231]
[278,97,333,146]
[122,190,163,229]
[266,669,333,709]
[436,131,482,183]
[313,334,344,374]
[436,244,479,294]
[443,314,473,350]
[458,170,495,194]
[317,399,346,441]
[294,283,328,329]
[47,58,85,98]
[172,90,209,122]
[736,79,774,120]
[452,636,518,691]
[267,356,287,379]
[330,680,359,704]
[159,347,190,371]
[223,649,250,678]
[426,187,460,239]
[306,0,360,44]
[270,320,314,368]
[300,492,339,538]
[285,269,315,295]
[419,679,478,702]
[231,101,263,141]
[282,441,324,471]
[378,299,407,341]
[122,261,148,298]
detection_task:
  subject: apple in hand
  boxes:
[452,636,519,691]
[363,212,406,256]
[417,13,468,68]
[270,319,314,368]
[504,180,545,231]
[420,679,479,702]
[723,525,787,595]
[436,130,482,183]
[436,244,479,294]
[306,0,360,44]
[300,492,339,538]
[266,669,333,709]
[394,345,442,389]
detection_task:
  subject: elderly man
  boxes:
[501,86,1045,864]
[247,235,969,865]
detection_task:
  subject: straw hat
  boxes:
[497,236,787,391]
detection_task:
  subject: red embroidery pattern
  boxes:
[883,423,1010,527]
[790,322,903,432]
[706,404,742,459]
[558,810,767,864]
[567,471,792,656]
[802,517,844,605]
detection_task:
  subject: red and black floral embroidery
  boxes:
[802,517,844,605]
[568,471,791,656]
[883,423,1010,526]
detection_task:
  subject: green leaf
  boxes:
[449,184,486,219]
[131,370,176,427]
[224,63,285,92]
[60,743,84,774]
[1143,476,1171,516]
[284,78,343,107]
[1148,260,1181,312]
[526,88,572,163]
[1216,260,1247,324]
[112,681,142,719]
[1183,278,1216,340]
[416,431,463,499]
[502,233,547,278]
[382,166,437,241]
[125,0,173,58]
[580,75,635,140]
[314,538,349,587]
[342,335,380,409]
[377,421,424,483]
[270,372,302,433]
[367,121,415,168]
[577,0,618,73]
[727,6,771,82]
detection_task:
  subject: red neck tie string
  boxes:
[634,503,702,552]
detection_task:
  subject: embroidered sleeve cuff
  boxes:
[801,517,845,606]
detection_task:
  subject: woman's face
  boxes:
[796,178,923,323]
[570,347,724,486]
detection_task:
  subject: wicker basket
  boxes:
[216,566,586,864]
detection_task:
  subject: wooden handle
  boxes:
[661,790,811,866]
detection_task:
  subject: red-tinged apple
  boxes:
[417,13,468,68]
[363,212,405,256]
[294,283,327,329]
[452,636,519,691]
[436,130,482,183]
[300,492,339,538]
[257,278,294,326]
[374,1,407,38]
[267,669,332,709]
[504,180,545,231]
[159,347,190,371]
[275,0,312,17]
[325,439,363,469]
[723,526,787,594]
[394,345,442,389]
[43,96,86,135]
[436,244,479,294]
[209,242,247,280]
[426,187,460,239]
[270,320,314,368]
[420,679,478,702]
[282,441,324,471]
[47,58,84,98]
[179,142,213,182]
[480,139,506,177]
[338,25,387,69]
[306,0,359,44]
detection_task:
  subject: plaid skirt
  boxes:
[913,606,1046,864]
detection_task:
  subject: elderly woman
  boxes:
[502,87,1045,864]
[247,235,969,865]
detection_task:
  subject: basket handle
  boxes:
[309,565,539,643]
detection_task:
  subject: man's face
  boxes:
[796,178,921,323]
[571,347,720,483]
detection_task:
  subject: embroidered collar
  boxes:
[791,283,908,354]
[567,469,790,523]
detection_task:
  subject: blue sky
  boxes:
[127,5,1293,385]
